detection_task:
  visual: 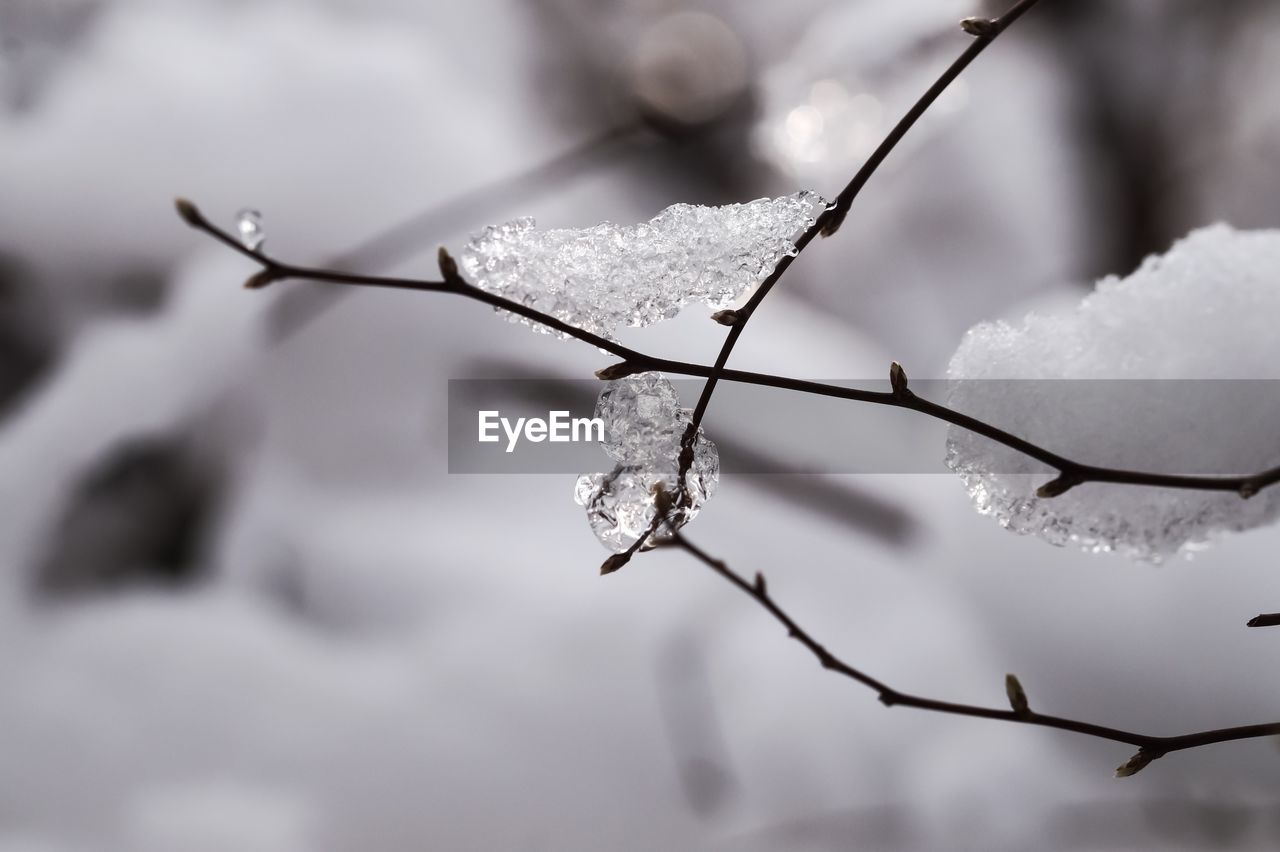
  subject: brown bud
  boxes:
[1005,674,1030,715]
[889,361,909,396]
[244,269,282,290]
[820,207,847,237]
[1114,749,1159,778]
[595,362,640,381]
[960,17,999,37]
[1036,473,1083,499]
[437,246,461,283]
[711,309,740,327]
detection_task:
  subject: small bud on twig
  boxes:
[437,247,461,284]
[711,309,741,327]
[1005,674,1030,715]
[174,197,203,228]
[595,362,642,381]
[960,17,1000,37]
[1239,479,1260,499]
[1037,473,1083,499]
[889,361,909,397]
[820,207,847,238]
[652,484,674,516]
[754,572,768,595]
[1114,749,1159,778]
[244,268,283,290]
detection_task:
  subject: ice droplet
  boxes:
[575,373,719,552]
[460,192,825,340]
[236,208,265,251]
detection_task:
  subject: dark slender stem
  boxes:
[650,0,1046,561]
[1247,613,1280,628]
[662,518,1280,774]
[684,0,1045,434]
[175,200,1280,501]
[175,199,669,369]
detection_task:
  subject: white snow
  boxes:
[460,193,824,339]
[946,224,1280,559]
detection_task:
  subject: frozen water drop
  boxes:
[576,372,720,552]
[236,208,265,251]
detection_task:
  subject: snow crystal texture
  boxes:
[575,373,718,552]
[460,193,825,339]
[946,224,1280,560]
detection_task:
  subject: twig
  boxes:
[175,203,1280,503]
[682,0,1045,436]
[174,199,672,370]
[172,0,1280,780]
[657,506,1280,777]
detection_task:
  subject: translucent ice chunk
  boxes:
[575,373,719,552]
[460,192,825,339]
[236,208,265,251]
[945,224,1280,560]
[595,371,686,465]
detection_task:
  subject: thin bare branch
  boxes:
[659,515,1280,775]
[176,199,1280,502]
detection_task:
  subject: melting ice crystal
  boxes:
[461,192,825,339]
[575,373,719,552]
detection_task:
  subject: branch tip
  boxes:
[174,197,203,228]
[1247,613,1280,628]
[600,552,631,576]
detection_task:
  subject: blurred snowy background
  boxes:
[2,0,1280,849]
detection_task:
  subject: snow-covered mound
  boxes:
[946,224,1280,560]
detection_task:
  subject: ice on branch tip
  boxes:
[575,373,719,553]
[945,224,1280,561]
[461,192,825,340]
[236,208,265,251]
